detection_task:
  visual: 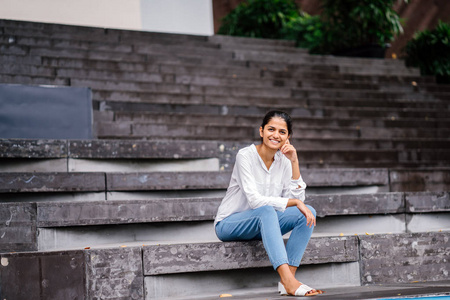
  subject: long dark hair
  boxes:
[261,110,293,136]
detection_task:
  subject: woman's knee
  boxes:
[256,205,277,216]
[306,204,316,217]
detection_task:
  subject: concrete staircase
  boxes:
[0,19,449,300]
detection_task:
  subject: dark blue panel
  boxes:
[0,84,93,139]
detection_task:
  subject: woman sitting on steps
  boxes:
[214,110,324,297]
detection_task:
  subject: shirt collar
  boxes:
[252,144,281,173]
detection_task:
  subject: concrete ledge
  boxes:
[303,168,389,187]
[37,198,221,227]
[405,191,450,212]
[0,139,67,158]
[390,168,450,192]
[69,139,219,159]
[0,172,105,193]
[0,168,394,193]
[307,192,404,217]
[34,192,408,228]
[0,139,219,159]
[2,191,447,252]
[143,236,359,275]
[1,169,447,194]
[106,172,231,191]
[360,232,450,284]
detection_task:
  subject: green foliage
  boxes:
[404,21,450,83]
[317,0,407,54]
[280,12,324,50]
[217,0,408,57]
[217,0,300,39]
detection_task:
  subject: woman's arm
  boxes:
[281,139,306,201]
[280,139,300,180]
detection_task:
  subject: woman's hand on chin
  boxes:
[280,139,298,163]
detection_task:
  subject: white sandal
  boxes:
[278,282,319,297]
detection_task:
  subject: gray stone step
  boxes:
[0,35,133,54]
[0,19,212,45]
[0,172,105,193]
[2,137,449,173]
[41,52,250,69]
[0,168,392,193]
[4,63,447,106]
[0,74,445,114]
[95,121,360,139]
[94,97,450,121]
[0,232,447,299]
[23,43,234,63]
[233,50,420,76]
[144,236,357,275]
[143,232,448,298]
[2,190,449,252]
[11,51,434,93]
[0,33,218,55]
[32,191,449,228]
[0,167,445,194]
[71,75,441,102]
[0,73,70,86]
[95,120,450,141]
[0,139,219,159]
[106,111,450,130]
[256,62,431,82]
[208,34,297,48]
[0,20,121,43]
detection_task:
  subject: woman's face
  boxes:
[259,117,290,150]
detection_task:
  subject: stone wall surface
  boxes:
[360,232,450,284]
[0,250,85,300]
[143,236,359,275]
[85,247,144,300]
[0,202,37,252]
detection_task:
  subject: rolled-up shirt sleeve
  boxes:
[284,176,307,202]
[235,152,289,211]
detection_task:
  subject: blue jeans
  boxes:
[215,205,316,270]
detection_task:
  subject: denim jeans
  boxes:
[215,205,316,270]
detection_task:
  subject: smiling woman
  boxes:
[214,110,324,297]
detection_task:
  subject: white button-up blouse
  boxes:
[214,144,307,226]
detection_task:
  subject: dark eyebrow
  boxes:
[268,126,287,132]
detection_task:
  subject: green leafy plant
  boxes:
[280,12,324,50]
[217,0,300,39]
[404,21,450,83]
[316,0,407,55]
